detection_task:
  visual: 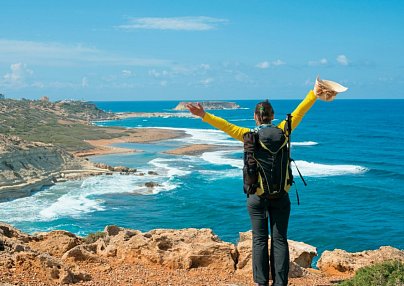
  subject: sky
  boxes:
[0,0,403,101]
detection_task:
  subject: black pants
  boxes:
[247,193,291,286]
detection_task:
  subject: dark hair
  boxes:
[255,100,274,124]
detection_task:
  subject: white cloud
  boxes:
[2,63,33,87]
[200,64,210,70]
[121,70,134,78]
[256,61,270,69]
[117,16,228,31]
[272,59,286,66]
[308,58,328,66]
[336,55,349,66]
[0,39,170,67]
[256,60,285,69]
[199,78,214,86]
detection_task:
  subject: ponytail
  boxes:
[255,100,274,124]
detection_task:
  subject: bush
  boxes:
[84,231,106,244]
[338,260,404,286]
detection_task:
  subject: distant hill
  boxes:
[0,98,119,151]
[174,101,240,110]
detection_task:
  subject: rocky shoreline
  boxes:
[0,134,176,201]
[0,222,402,285]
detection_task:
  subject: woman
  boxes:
[186,77,346,286]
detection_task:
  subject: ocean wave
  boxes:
[291,141,319,146]
[146,126,242,146]
[291,160,368,177]
[39,174,178,220]
[198,169,241,180]
[201,150,243,168]
[200,150,367,177]
[148,157,192,177]
[0,172,182,222]
[229,119,255,122]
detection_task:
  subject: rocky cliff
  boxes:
[174,101,240,110]
[0,222,402,285]
[0,135,107,201]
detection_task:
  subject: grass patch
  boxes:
[338,260,404,286]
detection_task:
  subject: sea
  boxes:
[1,99,403,265]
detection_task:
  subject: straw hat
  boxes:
[315,76,348,101]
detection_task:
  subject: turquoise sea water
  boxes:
[1,99,403,264]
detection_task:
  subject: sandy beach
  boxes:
[74,128,186,157]
[164,144,228,156]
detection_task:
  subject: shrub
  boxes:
[84,231,106,244]
[338,260,404,286]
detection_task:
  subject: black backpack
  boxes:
[243,114,306,200]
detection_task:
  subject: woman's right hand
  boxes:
[185,103,206,118]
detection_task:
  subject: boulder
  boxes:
[317,246,404,274]
[28,230,81,257]
[61,245,100,263]
[110,228,237,270]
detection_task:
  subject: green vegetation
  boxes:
[83,231,107,244]
[0,98,124,151]
[338,260,404,286]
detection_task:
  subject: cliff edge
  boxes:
[0,222,402,285]
[0,135,108,201]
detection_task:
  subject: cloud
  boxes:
[308,58,328,66]
[121,70,134,78]
[199,78,214,86]
[272,59,286,66]
[336,55,349,66]
[256,60,285,69]
[117,16,228,31]
[256,61,270,69]
[2,63,33,87]
[0,39,170,67]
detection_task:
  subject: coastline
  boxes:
[73,127,186,157]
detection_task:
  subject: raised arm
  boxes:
[202,112,250,141]
[186,102,249,141]
[277,90,317,132]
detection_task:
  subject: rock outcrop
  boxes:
[317,246,404,274]
[1,222,403,285]
[174,101,240,110]
[0,223,90,285]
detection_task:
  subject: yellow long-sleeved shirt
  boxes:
[202,90,317,195]
[202,90,317,141]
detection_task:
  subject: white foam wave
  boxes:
[145,126,242,146]
[149,157,192,177]
[292,141,319,146]
[229,119,255,122]
[292,160,368,177]
[198,169,241,180]
[39,194,104,219]
[200,151,367,177]
[39,174,177,219]
[201,150,243,168]
[0,171,183,223]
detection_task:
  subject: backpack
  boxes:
[243,114,305,200]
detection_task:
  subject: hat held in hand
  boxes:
[314,76,348,101]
